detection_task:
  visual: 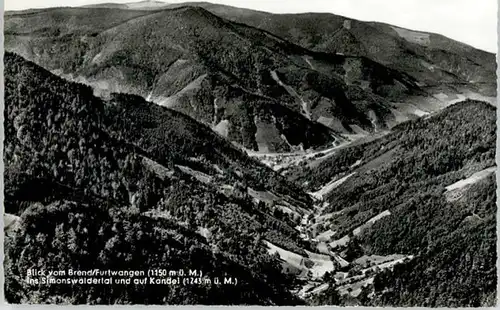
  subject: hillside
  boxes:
[287,100,496,306]
[4,52,319,304]
[175,2,496,99]
[84,1,495,99]
[5,6,448,152]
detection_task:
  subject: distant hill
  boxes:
[83,0,169,10]
[172,2,496,97]
[82,2,130,9]
[5,5,457,152]
[65,1,496,98]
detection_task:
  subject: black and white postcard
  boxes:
[2,0,498,306]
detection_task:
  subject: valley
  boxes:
[245,95,496,304]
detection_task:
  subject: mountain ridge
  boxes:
[160,2,496,95]
[5,4,463,154]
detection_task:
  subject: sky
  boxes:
[4,0,498,53]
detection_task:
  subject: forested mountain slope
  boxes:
[5,6,444,152]
[289,100,496,306]
[4,52,315,304]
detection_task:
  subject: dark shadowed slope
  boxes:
[4,52,320,304]
[5,6,445,152]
